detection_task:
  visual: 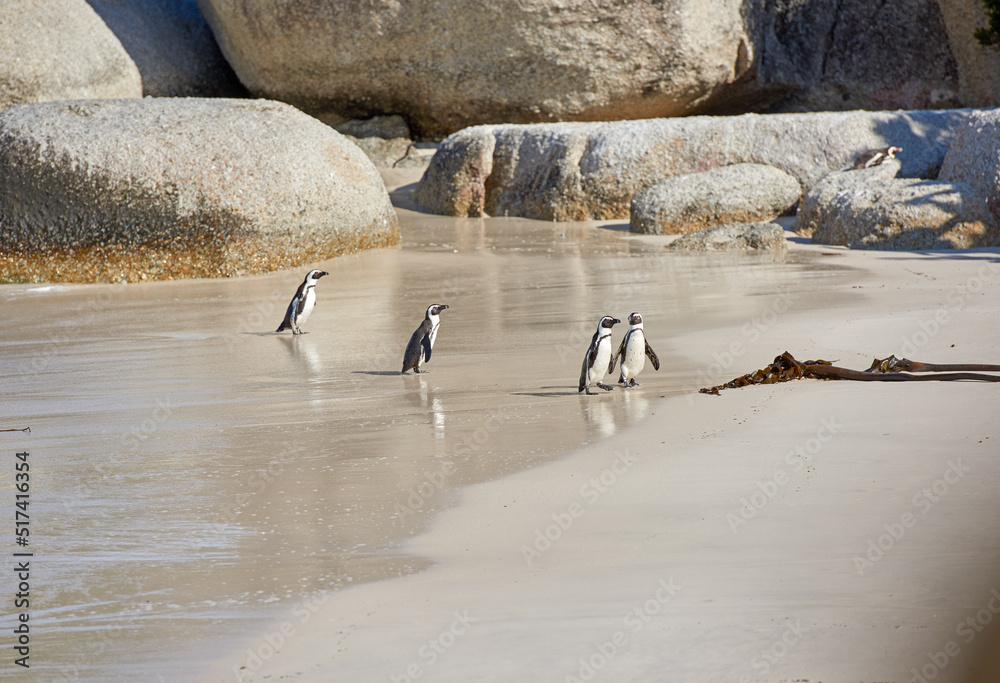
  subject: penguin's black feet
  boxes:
[596,382,614,392]
[627,379,639,387]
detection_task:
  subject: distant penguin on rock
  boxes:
[610,312,660,387]
[579,315,620,394]
[276,269,328,334]
[402,304,449,373]
[852,146,901,169]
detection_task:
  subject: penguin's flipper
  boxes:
[609,337,625,375]
[645,342,660,371]
[421,333,432,362]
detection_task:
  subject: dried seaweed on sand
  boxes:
[700,351,1000,395]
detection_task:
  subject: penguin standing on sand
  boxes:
[852,146,901,169]
[276,269,328,334]
[610,312,660,387]
[578,316,620,394]
[402,304,449,373]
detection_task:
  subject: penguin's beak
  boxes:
[612,318,621,325]
[439,304,449,310]
[318,271,329,278]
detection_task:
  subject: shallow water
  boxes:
[0,187,849,681]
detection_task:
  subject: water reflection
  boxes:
[619,385,651,420]
[0,205,851,681]
[408,373,447,439]
[577,384,655,440]
[278,333,323,376]
[579,394,618,438]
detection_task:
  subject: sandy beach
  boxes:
[203,176,1000,682]
[3,169,1000,682]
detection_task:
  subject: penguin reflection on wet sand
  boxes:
[402,304,449,374]
[276,269,328,334]
[610,312,660,387]
[578,316,620,394]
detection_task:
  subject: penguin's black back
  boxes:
[578,328,602,391]
[402,319,433,372]
[276,281,307,332]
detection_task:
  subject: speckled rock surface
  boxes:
[413,109,967,220]
[794,159,902,237]
[86,0,246,98]
[413,128,496,217]
[629,164,800,235]
[0,0,141,110]
[938,109,1000,208]
[666,222,788,251]
[0,98,399,283]
[809,178,999,250]
[754,0,960,112]
[936,0,1000,107]
[197,0,752,138]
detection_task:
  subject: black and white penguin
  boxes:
[276,269,328,334]
[852,146,901,170]
[401,304,449,373]
[578,316,621,394]
[609,312,660,387]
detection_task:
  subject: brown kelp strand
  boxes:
[700,352,1000,395]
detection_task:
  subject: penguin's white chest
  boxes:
[428,320,440,350]
[621,329,646,379]
[298,287,317,324]
[591,335,613,381]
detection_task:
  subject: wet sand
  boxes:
[0,169,838,681]
[203,228,1000,683]
[3,169,999,681]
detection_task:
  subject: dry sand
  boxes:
[3,168,1000,682]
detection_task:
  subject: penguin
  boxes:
[401,304,449,373]
[276,269,328,334]
[852,146,901,170]
[609,312,660,387]
[578,316,621,394]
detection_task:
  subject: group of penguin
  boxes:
[276,268,445,374]
[577,313,660,394]
[275,147,902,385]
[275,269,660,392]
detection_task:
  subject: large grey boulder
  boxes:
[0,99,399,283]
[629,164,800,235]
[413,129,496,218]
[197,0,753,138]
[749,0,961,113]
[939,109,1000,208]
[665,222,788,252]
[0,0,141,110]
[86,0,246,97]
[794,159,902,237]
[809,179,999,250]
[332,115,434,169]
[935,0,1000,108]
[195,0,972,138]
[414,110,968,221]
[333,115,412,141]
